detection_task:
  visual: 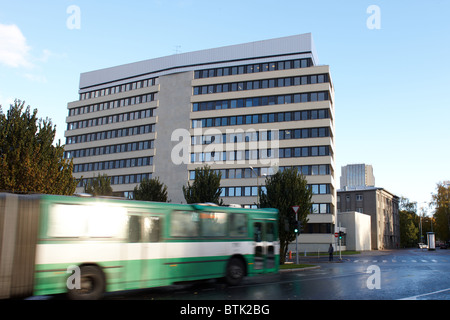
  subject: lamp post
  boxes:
[249,166,259,208]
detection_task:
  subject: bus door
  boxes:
[253,220,277,273]
[141,216,161,285]
[126,215,161,288]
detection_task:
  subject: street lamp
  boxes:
[249,166,259,208]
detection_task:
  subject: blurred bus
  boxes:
[0,193,279,299]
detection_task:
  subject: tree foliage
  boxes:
[83,173,113,196]
[134,177,169,202]
[432,182,450,242]
[182,165,223,205]
[259,167,312,264]
[399,197,419,247]
[0,100,76,195]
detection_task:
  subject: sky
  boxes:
[0,0,449,213]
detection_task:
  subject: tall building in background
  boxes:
[64,33,336,251]
[340,164,375,190]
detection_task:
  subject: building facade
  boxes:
[340,164,375,190]
[337,188,400,250]
[64,33,336,251]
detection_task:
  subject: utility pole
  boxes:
[339,222,342,261]
[292,206,300,264]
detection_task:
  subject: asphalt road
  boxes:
[100,248,450,301]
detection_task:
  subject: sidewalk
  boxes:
[284,250,395,264]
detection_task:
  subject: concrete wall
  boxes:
[339,211,371,251]
[153,71,193,204]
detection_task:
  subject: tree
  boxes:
[259,167,312,264]
[83,173,113,196]
[0,100,76,195]
[399,197,419,247]
[134,177,169,202]
[182,165,223,205]
[432,182,450,242]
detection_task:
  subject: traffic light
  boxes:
[338,231,344,240]
[294,221,303,234]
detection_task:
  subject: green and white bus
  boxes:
[0,193,279,300]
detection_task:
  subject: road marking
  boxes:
[373,260,378,263]
[382,260,387,263]
[363,260,369,263]
[402,260,407,263]
[353,260,359,263]
[392,260,397,263]
[399,287,450,300]
[421,260,428,263]
[432,259,438,263]
[411,260,417,262]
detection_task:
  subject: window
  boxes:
[170,211,199,237]
[200,212,227,237]
[229,213,247,237]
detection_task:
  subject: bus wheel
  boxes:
[226,258,245,286]
[67,265,105,300]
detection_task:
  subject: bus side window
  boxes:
[143,217,160,242]
[254,222,262,242]
[170,211,199,237]
[266,222,275,242]
[229,213,247,237]
[128,215,141,243]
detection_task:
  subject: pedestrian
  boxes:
[328,244,334,261]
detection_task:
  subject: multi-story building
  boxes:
[64,33,336,251]
[337,187,400,250]
[340,163,375,190]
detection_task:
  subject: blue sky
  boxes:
[0,0,449,210]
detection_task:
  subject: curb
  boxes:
[279,266,321,273]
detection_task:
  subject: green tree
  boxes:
[182,165,223,205]
[399,197,419,247]
[432,182,450,242]
[83,173,113,196]
[134,177,169,202]
[0,100,76,195]
[259,167,312,264]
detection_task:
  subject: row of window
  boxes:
[194,58,313,79]
[278,165,331,176]
[67,108,155,131]
[194,74,329,95]
[311,203,331,214]
[66,124,155,145]
[192,130,276,145]
[279,145,331,158]
[219,183,331,197]
[189,145,331,163]
[77,173,153,187]
[190,127,330,146]
[190,149,273,163]
[189,164,331,180]
[73,156,153,173]
[192,108,330,129]
[280,127,330,140]
[71,91,156,117]
[192,91,329,112]
[79,78,157,101]
[65,140,154,159]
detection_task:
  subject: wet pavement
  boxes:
[27,248,450,301]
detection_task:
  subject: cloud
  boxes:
[0,24,33,68]
[24,73,47,83]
